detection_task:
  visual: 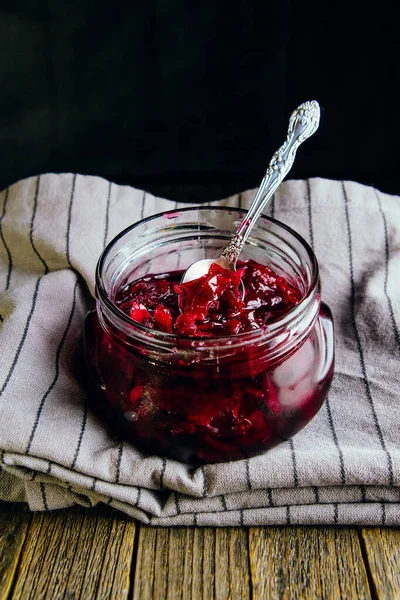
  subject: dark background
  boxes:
[0,0,399,202]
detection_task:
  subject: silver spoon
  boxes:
[181,100,321,288]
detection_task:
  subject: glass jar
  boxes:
[83,207,334,465]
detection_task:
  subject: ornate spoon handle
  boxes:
[220,100,320,265]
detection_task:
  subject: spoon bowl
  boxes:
[181,256,238,286]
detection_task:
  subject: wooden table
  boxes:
[1,501,400,599]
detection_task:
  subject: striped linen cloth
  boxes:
[0,173,399,527]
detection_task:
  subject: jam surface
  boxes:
[114,260,302,337]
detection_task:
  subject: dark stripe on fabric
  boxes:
[361,485,366,502]
[71,400,88,469]
[25,279,78,453]
[286,505,291,524]
[40,482,49,510]
[0,276,42,398]
[1,180,50,398]
[240,509,244,527]
[159,457,167,489]
[66,174,77,267]
[30,176,49,274]
[0,188,12,290]
[325,399,346,485]
[342,182,394,486]
[174,491,181,515]
[115,441,124,484]
[381,503,386,526]
[333,503,338,524]
[267,488,273,506]
[19,456,118,483]
[221,495,228,511]
[103,181,112,248]
[308,180,347,485]
[245,458,252,491]
[135,487,142,508]
[201,465,208,497]
[306,179,314,248]
[314,487,320,503]
[375,190,400,352]
[193,513,198,526]
[289,439,299,487]
[91,478,97,492]
[140,191,146,220]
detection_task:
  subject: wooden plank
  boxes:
[133,526,250,600]
[324,528,372,600]
[190,528,215,600]
[360,528,400,599]
[165,528,193,599]
[0,502,31,600]
[9,504,136,600]
[49,506,98,600]
[215,528,251,600]
[132,525,159,599]
[249,527,371,600]
[96,511,137,600]
[132,527,191,600]
[10,509,60,599]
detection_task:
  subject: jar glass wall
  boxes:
[84,208,334,464]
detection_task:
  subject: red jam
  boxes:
[84,259,333,464]
[114,260,302,337]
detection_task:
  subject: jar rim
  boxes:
[95,206,320,348]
